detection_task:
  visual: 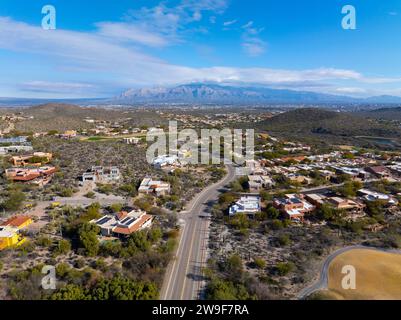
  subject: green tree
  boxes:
[148,227,163,243]
[206,278,252,300]
[110,203,123,213]
[317,204,335,220]
[90,277,158,300]
[266,206,280,219]
[51,284,87,300]
[219,193,235,206]
[339,181,356,198]
[54,239,71,256]
[127,231,150,252]
[80,203,101,222]
[226,254,243,275]
[78,223,100,257]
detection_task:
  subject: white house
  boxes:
[138,178,171,196]
[81,166,121,184]
[152,155,180,169]
[229,196,261,216]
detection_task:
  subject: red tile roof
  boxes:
[1,215,32,228]
[113,214,153,235]
[116,211,128,220]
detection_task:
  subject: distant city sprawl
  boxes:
[146,121,255,166]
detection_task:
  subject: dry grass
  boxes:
[326,249,401,300]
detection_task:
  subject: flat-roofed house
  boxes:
[0,226,26,250]
[152,155,180,169]
[366,166,392,179]
[358,189,398,206]
[0,145,33,155]
[229,196,261,217]
[318,170,336,181]
[0,136,28,144]
[138,178,171,196]
[5,166,57,186]
[245,160,269,175]
[327,197,365,212]
[305,194,326,207]
[287,174,313,185]
[273,195,315,221]
[11,152,53,167]
[248,175,275,192]
[81,166,121,184]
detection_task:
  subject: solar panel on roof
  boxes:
[123,217,137,226]
[97,217,111,225]
[120,217,132,224]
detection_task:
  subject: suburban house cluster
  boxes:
[4,149,56,187]
[227,135,401,223]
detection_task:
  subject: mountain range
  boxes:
[114,83,401,105]
[2,83,401,106]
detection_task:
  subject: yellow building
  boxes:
[1,215,33,230]
[0,215,32,251]
[0,226,26,250]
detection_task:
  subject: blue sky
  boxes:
[0,0,401,98]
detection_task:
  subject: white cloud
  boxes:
[96,22,169,47]
[242,39,266,57]
[223,19,237,26]
[20,81,95,93]
[0,17,401,97]
[241,20,266,57]
[359,76,401,84]
[122,0,229,43]
[242,21,254,29]
[242,38,267,57]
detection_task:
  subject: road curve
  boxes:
[297,245,401,300]
[160,165,237,300]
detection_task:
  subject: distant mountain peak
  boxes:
[115,83,401,105]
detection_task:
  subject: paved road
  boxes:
[297,245,401,299]
[160,165,237,300]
